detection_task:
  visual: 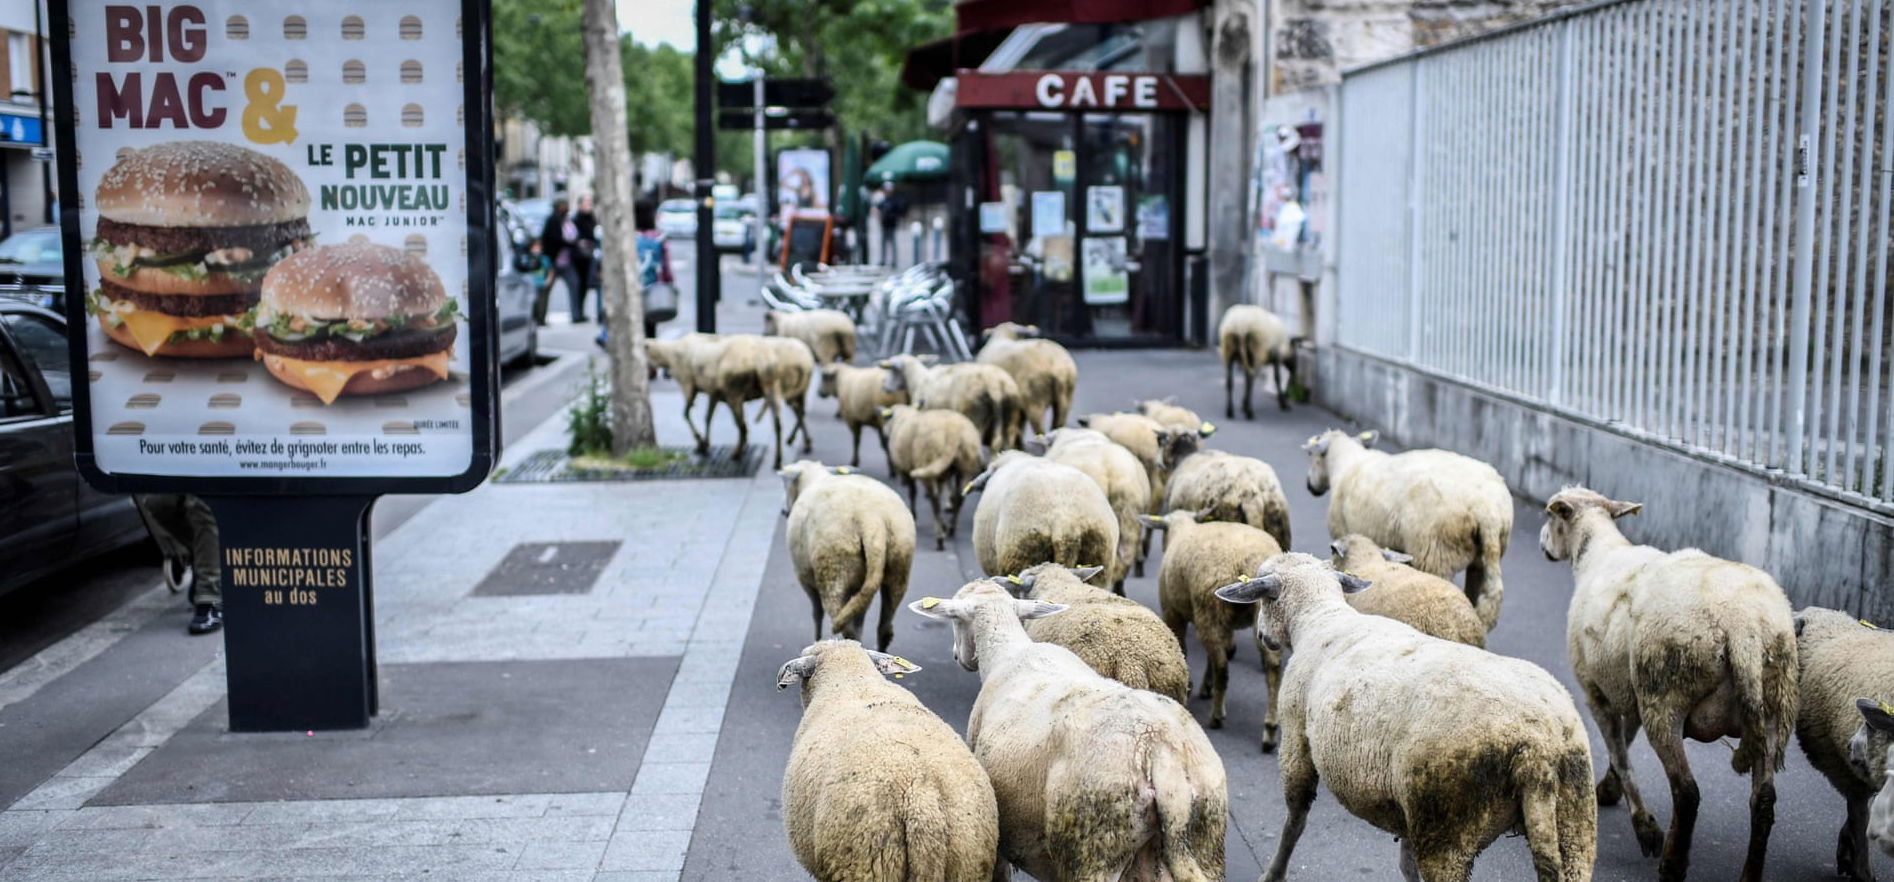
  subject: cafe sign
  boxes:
[955,70,1210,112]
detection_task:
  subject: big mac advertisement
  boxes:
[63,3,481,478]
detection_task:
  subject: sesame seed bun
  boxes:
[94,141,309,228]
[99,316,257,359]
[260,240,446,319]
[260,356,445,397]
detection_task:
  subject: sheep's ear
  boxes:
[963,468,994,495]
[917,353,940,366]
[1135,514,1168,530]
[1546,499,1576,520]
[987,575,1029,597]
[1076,415,1092,427]
[1859,698,1894,734]
[1380,549,1414,564]
[865,650,921,678]
[1160,395,1178,405]
[1216,574,1280,604]
[876,360,895,369]
[828,466,854,476]
[1071,565,1105,584]
[1356,430,1380,447]
[1015,600,1067,620]
[1301,435,1329,454]
[908,597,957,620]
[1605,499,1643,519]
[1198,421,1216,438]
[877,407,894,422]
[776,655,815,690]
[1328,538,1349,559]
[1337,572,1373,594]
[1022,324,1041,337]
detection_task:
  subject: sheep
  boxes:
[1540,485,1797,882]
[1794,607,1894,880]
[991,562,1189,703]
[779,460,916,651]
[1218,303,1298,417]
[1136,508,1280,737]
[777,640,998,882]
[880,354,1024,451]
[1854,702,1894,860]
[908,581,1226,881]
[1035,427,1151,593]
[1329,534,1487,648]
[1077,412,1216,577]
[966,450,1117,584]
[977,322,1078,435]
[816,363,906,469]
[1216,552,1596,882]
[1136,398,1210,434]
[649,333,790,468]
[1159,429,1293,552]
[757,335,816,455]
[644,333,723,452]
[881,404,983,551]
[763,308,857,364]
[1305,428,1511,631]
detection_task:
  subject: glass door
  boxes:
[1073,112,1183,343]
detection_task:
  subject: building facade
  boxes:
[0,0,50,239]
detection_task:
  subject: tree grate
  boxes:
[494,445,764,483]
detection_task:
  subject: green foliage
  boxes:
[493,0,592,137]
[566,361,613,456]
[623,40,694,158]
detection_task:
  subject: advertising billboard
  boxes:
[776,147,829,213]
[51,1,495,493]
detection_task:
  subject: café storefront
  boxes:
[910,4,1211,346]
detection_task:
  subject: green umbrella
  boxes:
[865,140,950,184]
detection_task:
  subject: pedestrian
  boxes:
[538,198,587,323]
[133,494,223,635]
[594,199,676,350]
[574,195,600,318]
[876,182,907,266]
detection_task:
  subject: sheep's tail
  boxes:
[1465,521,1506,632]
[1149,742,1222,882]
[832,525,886,634]
[1262,494,1293,552]
[908,450,957,482]
[899,783,945,881]
[1727,620,1798,775]
[1518,740,1596,882]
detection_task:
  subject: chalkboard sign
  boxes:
[781,213,834,269]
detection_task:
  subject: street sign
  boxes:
[717,77,835,110]
[0,111,43,145]
[50,0,498,732]
[717,109,835,131]
[29,146,53,162]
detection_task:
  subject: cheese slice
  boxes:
[117,309,242,357]
[261,351,452,404]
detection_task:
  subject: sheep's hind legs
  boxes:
[1641,708,1700,882]
[1596,711,1663,856]
[1838,796,1873,881]
[1739,749,1777,882]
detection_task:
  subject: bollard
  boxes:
[909,220,924,268]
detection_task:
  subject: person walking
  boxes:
[875,182,907,266]
[595,200,677,350]
[133,494,223,635]
[538,199,587,323]
[573,195,600,320]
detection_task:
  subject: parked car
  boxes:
[0,227,67,313]
[494,227,538,367]
[504,197,554,240]
[712,203,756,256]
[656,198,697,239]
[0,301,150,597]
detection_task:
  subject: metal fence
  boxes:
[1336,0,1894,508]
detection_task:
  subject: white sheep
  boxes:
[909,581,1227,881]
[1217,552,1596,882]
[1218,303,1298,417]
[780,460,916,651]
[1136,508,1279,738]
[757,335,816,455]
[1305,428,1511,630]
[1853,701,1894,860]
[644,333,723,453]
[777,640,998,882]
[992,562,1190,703]
[977,322,1078,434]
[967,450,1117,582]
[1795,607,1894,880]
[1541,486,1797,882]
[881,354,1024,451]
[1329,534,1488,648]
[1036,427,1151,593]
[881,404,983,551]
[1077,412,1216,577]
[816,363,906,469]
[1160,430,1293,552]
[763,308,857,364]
[1136,398,1212,435]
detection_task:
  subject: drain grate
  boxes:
[495,445,763,483]
[471,541,621,596]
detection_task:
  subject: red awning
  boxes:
[901,28,1014,92]
[955,0,1206,33]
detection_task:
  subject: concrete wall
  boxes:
[1268,0,1589,91]
[1313,344,1894,621]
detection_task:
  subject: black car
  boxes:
[0,227,67,313]
[0,301,149,597]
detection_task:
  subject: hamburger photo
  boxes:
[85,141,312,358]
[253,239,459,404]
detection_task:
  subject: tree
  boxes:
[493,0,590,136]
[622,40,694,158]
[581,0,657,453]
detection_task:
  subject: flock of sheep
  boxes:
[644,304,1894,882]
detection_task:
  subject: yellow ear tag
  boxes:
[1882,700,1894,716]
[1005,575,1022,584]
[1863,619,1879,630]
[837,467,851,475]
[920,597,941,610]
[1201,422,1215,433]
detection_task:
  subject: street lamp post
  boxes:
[693,0,718,332]
[753,73,767,280]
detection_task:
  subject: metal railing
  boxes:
[1336,0,1894,507]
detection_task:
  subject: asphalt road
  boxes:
[687,346,1891,882]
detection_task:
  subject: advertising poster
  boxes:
[776,147,830,212]
[1086,185,1124,233]
[57,3,491,483]
[1030,190,1065,238]
[1137,194,1169,240]
[978,201,1008,235]
[1080,236,1129,305]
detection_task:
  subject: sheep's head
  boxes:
[988,563,1104,599]
[908,582,1066,671]
[1302,429,1375,496]
[762,311,782,335]
[777,460,841,516]
[815,363,841,399]
[880,403,917,428]
[1217,552,1370,652]
[1539,486,1642,562]
[644,341,678,380]
[1851,700,1894,834]
[1328,534,1411,570]
[878,358,912,395]
[1157,428,1203,473]
[776,640,922,706]
[984,322,1040,342]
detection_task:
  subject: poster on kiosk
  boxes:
[49,0,497,732]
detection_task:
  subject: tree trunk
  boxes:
[581,0,657,453]
[1206,0,1254,327]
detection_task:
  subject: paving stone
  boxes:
[389,794,553,821]
[54,802,253,830]
[613,793,702,832]
[651,706,723,736]
[593,873,681,882]
[239,798,404,826]
[18,827,152,856]
[9,777,113,812]
[639,734,718,766]
[0,812,63,847]
[541,792,625,818]
[629,764,711,797]
[510,839,607,870]
[445,815,615,844]
[53,748,150,781]
[598,829,692,872]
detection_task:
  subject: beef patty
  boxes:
[255,323,457,362]
[100,280,257,317]
[94,217,312,259]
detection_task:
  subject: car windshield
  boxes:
[0,230,62,265]
[509,199,553,232]
[659,200,694,215]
